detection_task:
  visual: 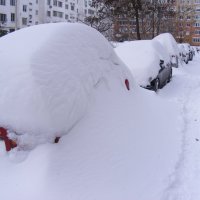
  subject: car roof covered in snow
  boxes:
[182,43,191,52]
[153,33,179,57]
[0,23,132,142]
[115,39,170,87]
[178,44,187,54]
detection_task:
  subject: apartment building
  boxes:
[191,0,200,45]
[0,0,95,33]
[174,0,200,46]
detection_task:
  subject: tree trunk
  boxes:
[135,6,141,40]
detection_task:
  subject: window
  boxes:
[11,13,15,22]
[53,0,57,6]
[88,0,92,6]
[47,11,51,17]
[195,22,200,27]
[70,14,75,19]
[186,31,190,35]
[58,11,63,18]
[36,0,38,3]
[88,9,94,15]
[23,5,27,12]
[195,30,200,34]
[0,0,6,5]
[195,15,200,19]
[65,4,68,9]
[10,0,15,6]
[58,1,62,7]
[53,11,57,16]
[47,0,51,5]
[53,11,63,18]
[35,21,38,25]
[65,14,68,19]
[193,37,200,42]
[71,3,75,10]
[35,10,38,15]
[29,15,32,19]
[22,18,27,25]
[0,13,6,22]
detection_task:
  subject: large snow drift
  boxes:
[115,40,170,86]
[0,23,131,145]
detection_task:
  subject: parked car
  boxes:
[0,22,134,150]
[183,43,193,61]
[178,44,189,64]
[191,46,196,56]
[153,33,180,68]
[115,40,172,92]
[196,46,200,53]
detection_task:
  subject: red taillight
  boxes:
[125,79,130,91]
[0,127,17,152]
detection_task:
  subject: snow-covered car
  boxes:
[191,46,195,56]
[196,46,200,53]
[183,43,193,61]
[178,44,189,64]
[153,33,180,68]
[115,40,172,92]
[0,23,133,150]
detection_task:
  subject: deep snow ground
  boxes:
[159,54,200,200]
[1,52,200,200]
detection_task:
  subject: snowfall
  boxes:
[0,23,200,200]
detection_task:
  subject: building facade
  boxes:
[0,0,95,33]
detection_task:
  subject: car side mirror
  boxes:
[160,60,164,69]
[160,60,164,65]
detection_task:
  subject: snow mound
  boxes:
[153,33,179,57]
[115,40,170,86]
[0,23,132,145]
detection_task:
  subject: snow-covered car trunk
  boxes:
[0,23,132,149]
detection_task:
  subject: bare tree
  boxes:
[85,0,176,41]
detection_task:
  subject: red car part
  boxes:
[0,127,17,151]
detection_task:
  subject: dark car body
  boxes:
[146,60,172,92]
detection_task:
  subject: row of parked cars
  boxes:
[115,33,197,92]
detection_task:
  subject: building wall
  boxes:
[0,0,16,31]
[191,0,200,45]
[0,0,95,33]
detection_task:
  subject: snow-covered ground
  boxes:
[0,24,200,200]
[159,54,200,200]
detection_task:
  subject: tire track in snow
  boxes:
[162,65,200,200]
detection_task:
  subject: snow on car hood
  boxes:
[0,23,132,145]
